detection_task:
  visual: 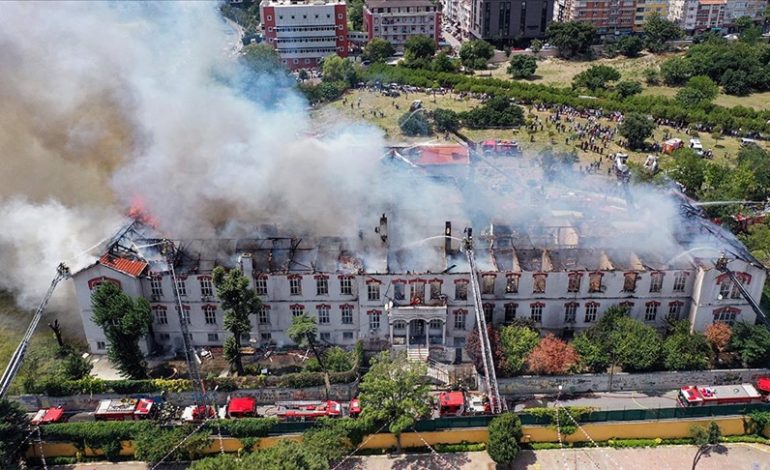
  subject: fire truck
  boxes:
[94,398,156,421]
[31,406,66,425]
[220,396,257,419]
[270,400,342,422]
[348,397,361,417]
[677,384,765,407]
[438,391,490,417]
[481,139,520,156]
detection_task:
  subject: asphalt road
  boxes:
[514,390,681,411]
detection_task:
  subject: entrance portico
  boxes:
[387,305,447,347]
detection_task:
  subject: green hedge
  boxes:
[41,421,149,459]
[210,418,278,438]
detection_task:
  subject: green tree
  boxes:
[433,108,461,133]
[735,16,761,43]
[662,322,712,370]
[431,51,457,72]
[498,325,540,376]
[660,57,694,86]
[398,110,432,136]
[322,346,354,372]
[739,221,770,264]
[609,316,663,372]
[721,69,750,96]
[546,21,597,58]
[404,35,437,66]
[643,12,684,52]
[619,112,655,149]
[348,0,364,31]
[661,148,707,196]
[617,35,643,57]
[358,351,429,452]
[297,69,309,82]
[487,412,523,468]
[690,421,721,469]
[460,96,524,128]
[62,353,93,380]
[321,56,357,86]
[287,313,330,393]
[242,43,283,75]
[729,321,770,367]
[676,75,719,107]
[135,425,211,463]
[91,282,152,379]
[530,39,543,53]
[459,40,495,69]
[363,38,395,63]
[572,65,621,90]
[0,399,30,467]
[616,80,643,99]
[643,67,660,85]
[507,55,538,79]
[213,266,260,376]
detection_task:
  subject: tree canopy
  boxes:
[643,12,684,52]
[398,110,432,136]
[572,65,621,91]
[676,75,719,107]
[662,322,712,370]
[615,80,643,99]
[546,21,597,58]
[321,56,357,86]
[459,40,495,70]
[242,43,283,76]
[213,266,259,375]
[507,55,538,79]
[617,35,643,57]
[0,399,30,467]
[460,96,524,128]
[363,38,395,63]
[433,108,461,133]
[498,324,540,376]
[526,334,580,375]
[729,321,770,367]
[91,282,152,379]
[619,112,655,150]
[404,35,436,68]
[487,412,523,466]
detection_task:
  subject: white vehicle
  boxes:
[689,138,703,156]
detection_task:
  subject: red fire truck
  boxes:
[222,397,257,419]
[31,406,66,425]
[94,398,155,421]
[677,384,764,407]
[272,400,342,421]
[348,397,361,418]
[481,139,520,156]
[438,391,490,417]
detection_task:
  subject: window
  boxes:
[668,301,683,320]
[533,274,547,294]
[719,278,732,298]
[320,332,331,342]
[200,277,213,298]
[316,276,329,296]
[588,272,604,293]
[455,280,468,300]
[289,276,302,296]
[369,310,381,330]
[261,333,272,342]
[153,306,168,325]
[483,304,494,323]
[504,303,517,324]
[393,320,406,330]
[430,280,442,300]
[97,341,106,350]
[673,272,687,292]
[645,302,659,322]
[254,275,268,296]
[176,277,187,296]
[343,332,354,340]
[567,272,581,293]
[159,334,170,341]
[394,282,405,300]
[340,276,353,295]
[713,307,739,325]
[454,310,466,330]
[179,307,191,325]
[481,275,495,295]
[429,319,442,329]
[649,272,663,293]
[565,302,578,323]
[150,276,163,297]
[208,333,219,342]
[623,272,638,293]
[367,282,381,301]
[318,305,330,324]
[341,305,353,324]
[584,302,599,323]
[530,303,543,323]
[411,281,425,303]
[258,305,270,325]
[204,305,216,325]
[291,304,304,317]
[505,274,519,294]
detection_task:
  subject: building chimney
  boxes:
[375,213,388,244]
[445,221,452,257]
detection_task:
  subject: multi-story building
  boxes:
[669,0,726,32]
[467,0,554,42]
[724,0,767,27]
[363,0,442,49]
[566,0,636,35]
[633,0,669,32]
[260,0,348,70]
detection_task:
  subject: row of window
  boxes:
[273,36,344,43]
[372,6,439,14]
[478,300,684,325]
[269,25,343,32]
[268,13,343,21]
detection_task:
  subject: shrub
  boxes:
[487,412,523,466]
[212,418,278,438]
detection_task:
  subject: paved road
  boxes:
[540,390,681,411]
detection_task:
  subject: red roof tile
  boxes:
[415,145,470,166]
[99,254,148,277]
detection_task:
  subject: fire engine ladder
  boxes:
[714,255,770,327]
[0,263,70,399]
[463,230,504,414]
[164,241,209,409]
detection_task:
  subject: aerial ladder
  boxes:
[714,254,770,328]
[463,228,505,414]
[0,263,70,398]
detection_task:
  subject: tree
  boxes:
[609,316,663,372]
[460,96,524,128]
[735,16,761,43]
[660,57,694,86]
[363,38,395,63]
[617,35,644,57]
[530,39,543,54]
[487,412,523,468]
[0,399,30,467]
[398,110,432,136]
[705,322,732,354]
[242,43,282,75]
[466,325,507,376]
[297,69,309,82]
[498,325,540,376]
[321,56,357,86]
[213,266,260,376]
[507,55,538,79]
[729,321,770,367]
[546,21,597,58]
[616,80,643,99]
[662,322,712,371]
[739,221,770,265]
[721,69,750,96]
[431,52,457,72]
[643,12,684,52]
[661,148,707,196]
[572,65,621,90]
[404,35,437,65]
[676,75,719,107]
[62,353,93,380]
[135,425,211,463]
[643,67,660,85]
[287,313,330,393]
[526,334,580,375]
[358,351,429,452]
[619,112,655,149]
[91,282,152,379]
[690,421,721,469]
[348,0,364,31]
[459,40,495,69]
[321,346,354,372]
[433,108,460,133]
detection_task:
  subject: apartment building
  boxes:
[260,0,348,70]
[363,0,442,49]
[669,0,726,31]
[467,0,554,42]
[633,0,669,32]
[724,0,768,26]
[566,0,636,35]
